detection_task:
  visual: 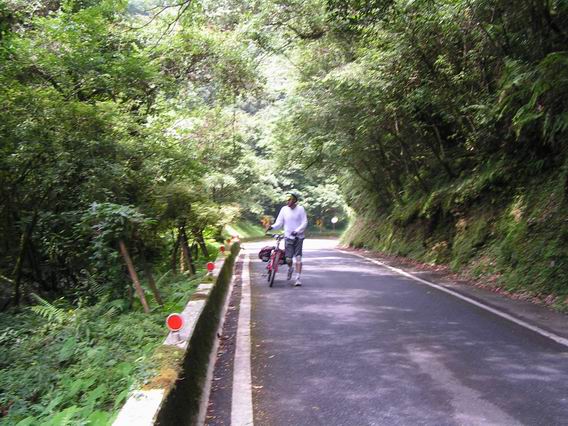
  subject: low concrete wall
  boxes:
[113,242,241,426]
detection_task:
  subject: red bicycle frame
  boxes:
[266,234,285,287]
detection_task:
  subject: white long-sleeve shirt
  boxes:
[271,205,308,239]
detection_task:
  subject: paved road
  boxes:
[244,239,568,426]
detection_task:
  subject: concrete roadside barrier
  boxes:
[113,242,241,426]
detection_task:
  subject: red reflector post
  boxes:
[166,313,183,332]
[207,262,215,272]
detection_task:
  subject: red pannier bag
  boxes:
[258,246,273,262]
[278,251,287,265]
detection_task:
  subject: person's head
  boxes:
[286,192,298,209]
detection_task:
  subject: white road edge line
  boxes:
[231,253,254,426]
[339,249,568,349]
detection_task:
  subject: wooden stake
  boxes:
[119,240,150,313]
[180,245,186,273]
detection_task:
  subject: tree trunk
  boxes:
[392,116,429,193]
[373,142,403,203]
[179,225,196,275]
[194,228,209,258]
[395,135,429,193]
[188,242,198,261]
[542,0,567,40]
[427,125,456,178]
[140,255,163,306]
[171,230,180,273]
[11,212,39,306]
[126,284,134,309]
[12,233,27,307]
[26,240,49,291]
[1,275,14,311]
[118,240,150,313]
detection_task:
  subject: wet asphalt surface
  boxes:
[245,239,568,426]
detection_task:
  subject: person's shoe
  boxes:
[287,267,293,280]
[294,278,302,287]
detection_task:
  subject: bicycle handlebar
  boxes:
[265,233,297,240]
[265,233,284,239]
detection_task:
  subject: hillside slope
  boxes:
[343,162,568,308]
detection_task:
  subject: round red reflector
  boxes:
[207,262,215,272]
[166,313,183,331]
[219,246,226,253]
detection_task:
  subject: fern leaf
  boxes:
[30,294,68,324]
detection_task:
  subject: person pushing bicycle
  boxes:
[267,193,308,287]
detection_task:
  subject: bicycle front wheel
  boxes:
[269,255,279,287]
[269,265,276,287]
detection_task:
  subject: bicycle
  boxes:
[265,233,286,287]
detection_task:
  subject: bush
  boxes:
[0,271,206,425]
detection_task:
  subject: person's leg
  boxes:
[285,239,294,280]
[293,239,304,286]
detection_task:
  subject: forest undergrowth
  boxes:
[343,160,568,310]
[0,263,215,425]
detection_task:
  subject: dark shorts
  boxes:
[285,237,304,260]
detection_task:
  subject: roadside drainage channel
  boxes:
[113,242,241,426]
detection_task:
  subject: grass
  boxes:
[224,220,266,240]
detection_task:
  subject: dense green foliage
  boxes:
[0,0,257,423]
[264,0,568,302]
[0,0,263,306]
[4,0,568,422]
[0,0,346,310]
[0,0,347,422]
[0,271,205,424]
